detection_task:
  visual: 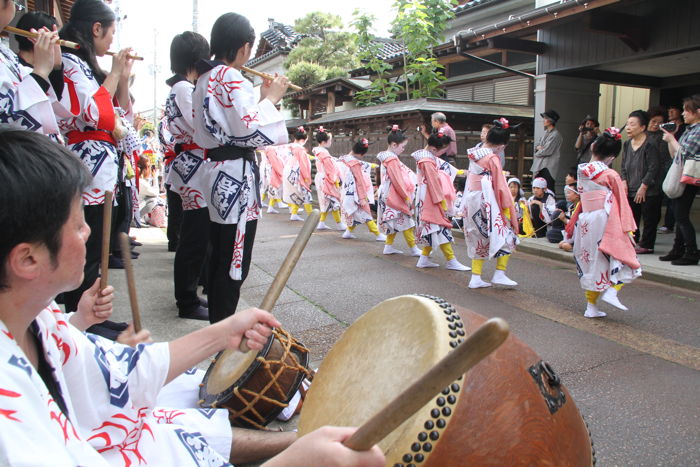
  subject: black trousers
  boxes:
[671,184,698,251]
[63,204,104,312]
[208,220,257,323]
[529,204,548,238]
[627,194,662,249]
[174,207,211,312]
[662,194,675,229]
[111,184,133,254]
[166,186,183,251]
[534,168,556,194]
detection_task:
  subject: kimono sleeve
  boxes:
[419,160,445,205]
[60,54,115,132]
[170,81,195,138]
[386,162,411,201]
[0,60,59,134]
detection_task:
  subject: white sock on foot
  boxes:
[491,269,517,286]
[601,288,628,311]
[383,244,404,255]
[469,275,492,289]
[417,255,439,268]
[584,303,607,318]
[445,258,471,271]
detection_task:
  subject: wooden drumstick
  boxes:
[99,190,114,291]
[239,209,320,352]
[240,66,303,92]
[119,233,142,333]
[343,317,510,451]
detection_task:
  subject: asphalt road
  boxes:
[112,213,700,466]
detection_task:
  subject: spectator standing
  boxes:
[647,108,675,234]
[532,109,562,193]
[660,95,700,266]
[668,104,687,140]
[423,112,457,164]
[620,110,662,254]
[575,115,600,164]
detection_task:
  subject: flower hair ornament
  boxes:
[605,127,622,141]
[437,131,445,138]
[361,138,369,148]
[318,126,326,133]
[494,117,509,129]
[297,126,306,133]
[391,124,400,131]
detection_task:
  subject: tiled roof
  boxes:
[260,21,306,51]
[454,0,503,16]
[367,37,407,61]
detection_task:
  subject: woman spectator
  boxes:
[138,157,166,227]
[620,110,662,254]
[647,107,675,234]
[660,95,700,265]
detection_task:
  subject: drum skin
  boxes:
[299,295,593,466]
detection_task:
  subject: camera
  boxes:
[660,122,677,132]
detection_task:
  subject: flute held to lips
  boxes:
[240,65,303,92]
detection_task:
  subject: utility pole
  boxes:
[192,0,198,33]
[152,29,158,130]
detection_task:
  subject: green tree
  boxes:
[284,12,359,88]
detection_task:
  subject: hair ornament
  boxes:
[605,127,622,141]
[297,126,306,133]
[318,126,326,133]
[494,117,510,129]
[391,124,399,131]
[361,138,369,147]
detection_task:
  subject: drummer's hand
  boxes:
[117,324,153,346]
[218,308,281,351]
[263,426,385,467]
[70,279,115,331]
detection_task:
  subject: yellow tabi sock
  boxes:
[386,233,396,245]
[471,259,484,275]
[403,229,416,248]
[290,204,300,215]
[613,283,624,291]
[303,203,313,214]
[496,255,510,271]
[422,246,432,256]
[332,210,342,224]
[439,243,456,261]
[585,290,601,304]
[348,225,356,232]
[271,198,281,207]
[367,220,380,235]
[261,193,268,203]
[320,211,328,222]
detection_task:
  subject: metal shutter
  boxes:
[446,84,474,101]
[494,77,530,105]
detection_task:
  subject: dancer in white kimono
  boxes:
[462,119,520,288]
[412,131,469,271]
[282,126,314,221]
[164,32,212,321]
[192,13,289,323]
[376,125,421,256]
[0,129,385,467]
[565,128,642,318]
[262,145,288,213]
[57,0,135,314]
[312,126,346,231]
[338,138,386,241]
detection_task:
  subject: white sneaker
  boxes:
[266,206,279,214]
[468,275,492,289]
[337,222,348,231]
[601,288,628,311]
[383,245,404,255]
[317,221,331,230]
[409,246,422,257]
[375,233,387,242]
[445,258,470,271]
[289,214,305,222]
[342,229,356,239]
[491,269,518,286]
[416,255,439,268]
[584,303,607,318]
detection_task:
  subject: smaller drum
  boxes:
[199,327,311,429]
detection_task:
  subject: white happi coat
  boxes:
[0,44,66,136]
[313,147,342,213]
[338,154,374,226]
[462,147,518,260]
[412,149,457,247]
[59,53,119,205]
[282,142,313,206]
[165,79,208,210]
[527,190,557,223]
[572,161,641,291]
[0,304,233,466]
[193,63,287,279]
[376,150,417,234]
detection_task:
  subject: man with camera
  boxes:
[575,115,600,164]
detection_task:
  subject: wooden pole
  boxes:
[99,191,114,291]
[119,233,142,333]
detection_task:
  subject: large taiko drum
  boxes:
[299,295,594,466]
[199,327,311,429]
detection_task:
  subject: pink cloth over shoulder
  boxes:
[344,157,371,213]
[292,144,312,190]
[417,157,452,227]
[474,153,519,234]
[315,147,341,199]
[384,155,415,214]
[265,146,284,189]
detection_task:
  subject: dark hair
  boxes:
[682,94,700,114]
[292,125,308,141]
[0,130,90,289]
[210,13,255,62]
[427,130,452,149]
[486,125,510,145]
[566,167,578,180]
[170,31,210,76]
[647,106,666,121]
[15,12,58,51]
[60,0,116,84]
[386,125,407,144]
[591,132,622,159]
[352,138,369,155]
[628,109,649,128]
[315,128,331,144]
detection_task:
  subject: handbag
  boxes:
[663,148,686,198]
[680,156,700,186]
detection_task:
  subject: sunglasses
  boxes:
[14,0,27,11]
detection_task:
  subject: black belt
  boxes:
[206,145,261,204]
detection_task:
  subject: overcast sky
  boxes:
[109,0,395,115]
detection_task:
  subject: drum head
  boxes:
[298,295,463,464]
[204,346,260,396]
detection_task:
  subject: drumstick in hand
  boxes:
[343,317,510,451]
[119,233,142,333]
[99,190,114,290]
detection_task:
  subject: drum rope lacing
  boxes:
[228,328,312,429]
